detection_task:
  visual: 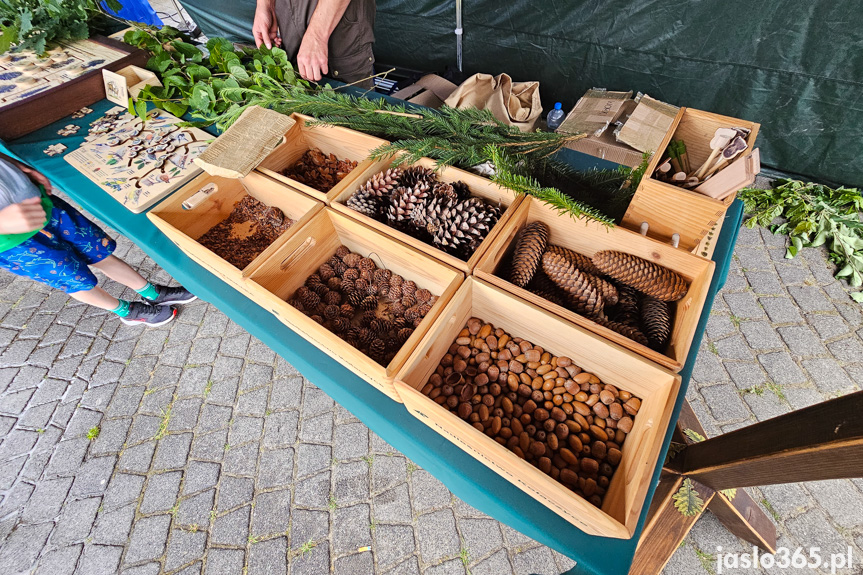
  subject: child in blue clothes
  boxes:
[0,151,196,326]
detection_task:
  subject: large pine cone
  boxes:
[526,271,569,308]
[595,316,650,346]
[399,165,436,188]
[433,197,501,258]
[415,192,457,236]
[345,187,381,219]
[610,284,640,327]
[541,251,604,317]
[509,222,550,288]
[545,245,603,276]
[585,273,619,306]
[387,182,430,229]
[592,250,689,302]
[641,296,671,351]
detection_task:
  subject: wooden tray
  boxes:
[147,171,323,292]
[475,197,715,372]
[245,208,464,402]
[255,113,388,203]
[395,278,680,538]
[622,108,760,252]
[0,36,149,140]
[330,156,523,274]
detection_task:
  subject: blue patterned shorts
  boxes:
[0,196,116,293]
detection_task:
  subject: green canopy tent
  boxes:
[177,0,862,188]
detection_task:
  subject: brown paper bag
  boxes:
[444,73,542,132]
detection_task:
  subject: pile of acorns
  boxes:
[505,222,690,351]
[289,246,439,366]
[345,165,502,260]
[283,148,358,192]
[422,318,641,507]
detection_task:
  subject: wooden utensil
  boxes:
[692,128,737,179]
[702,136,748,179]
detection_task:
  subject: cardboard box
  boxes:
[565,100,644,167]
[391,74,458,109]
[557,89,632,137]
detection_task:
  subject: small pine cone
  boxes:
[331,317,351,334]
[428,295,438,306]
[401,295,417,308]
[360,269,373,282]
[399,165,435,187]
[392,316,407,329]
[340,279,355,293]
[296,286,310,299]
[340,303,355,317]
[360,310,377,327]
[369,338,387,361]
[348,291,366,307]
[389,302,406,317]
[509,222,550,287]
[318,263,335,281]
[592,251,689,302]
[545,244,602,276]
[367,282,379,296]
[451,181,471,200]
[357,328,374,346]
[343,253,362,269]
[595,316,650,347]
[415,288,432,303]
[323,305,340,320]
[310,314,324,325]
[387,284,403,302]
[327,256,341,269]
[389,274,404,288]
[584,273,619,306]
[359,257,376,272]
[346,327,362,345]
[397,327,414,343]
[327,277,342,291]
[355,278,369,293]
[370,318,393,335]
[324,291,342,306]
[300,290,321,310]
[305,273,323,287]
[360,295,378,311]
[404,305,422,323]
[402,280,417,296]
[541,251,604,317]
[374,269,392,284]
[418,303,432,316]
[641,296,671,351]
[289,299,304,312]
[343,268,360,282]
[412,316,423,328]
[311,283,329,297]
[335,245,351,259]
[332,260,347,277]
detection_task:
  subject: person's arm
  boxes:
[253,0,281,49]
[0,152,52,194]
[296,0,351,82]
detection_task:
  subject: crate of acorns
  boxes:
[245,208,463,401]
[255,114,389,203]
[395,278,680,538]
[331,156,523,274]
[474,196,715,372]
[148,171,323,292]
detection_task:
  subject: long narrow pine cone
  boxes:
[509,222,550,287]
[526,271,569,308]
[541,251,604,317]
[640,296,671,351]
[585,273,619,306]
[545,244,603,276]
[611,284,640,327]
[592,250,689,302]
[595,316,649,347]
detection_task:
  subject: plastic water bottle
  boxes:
[546,102,565,131]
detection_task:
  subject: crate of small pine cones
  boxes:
[331,156,524,274]
[243,208,464,402]
[474,196,715,372]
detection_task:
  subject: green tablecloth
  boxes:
[2,99,742,575]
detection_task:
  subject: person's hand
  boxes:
[252,3,281,49]
[297,32,328,82]
[17,164,53,195]
[0,197,47,234]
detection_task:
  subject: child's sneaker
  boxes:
[120,302,178,327]
[149,285,198,305]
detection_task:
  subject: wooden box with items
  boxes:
[255,113,388,203]
[333,156,523,273]
[244,208,463,401]
[147,171,323,291]
[475,196,715,372]
[395,278,680,538]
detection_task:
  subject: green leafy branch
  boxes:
[0,0,120,54]
[739,179,863,300]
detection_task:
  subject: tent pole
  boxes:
[455,0,463,71]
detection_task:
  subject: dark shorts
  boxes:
[0,196,116,293]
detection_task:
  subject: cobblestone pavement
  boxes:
[0,202,862,575]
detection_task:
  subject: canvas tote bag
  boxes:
[444,73,542,132]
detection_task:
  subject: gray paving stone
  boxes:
[786,509,850,559]
[219,334,251,358]
[164,529,207,572]
[127,415,161,444]
[223,442,259,476]
[210,505,251,546]
[0,387,35,415]
[295,443,331,478]
[299,412,333,443]
[177,366,212,398]
[375,523,415,568]
[188,337,221,365]
[705,314,735,340]
[777,325,828,356]
[174,560,202,575]
[701,384,751,423]
[167,398,203,432]
[45,438,89,477]
[218,475,254,511]
[252,488,291,536]
[788,286,834,312]
[758,351,808,385]
[152,433,192,470]
[0,523,53,572]
[22,476,73,523]
[460,518,503,562]
[802,358,855,393]
[290,544,330,575]
[204,549,245,575]
[511,546,558,575]
[269,377,303,411]
[333,551,374,575]
[294,471,330,509]
[106,386,145,417]
[331,421,369,460]
[373,483,412,524]
[177,489,215,527]
[412,469,452,512]
[205,378,239,406]
[92,502,136,545]
[117,441,156,473]
[229,415,264,445]
[417,509,459,563]
[807,313,851,340]
[240,363,273,392]
[140,471,182,514]
[211,357,244,381]
[34,543,82,575]
[713,334,753,360]
[0,479,34,518]
[758,296,803,324]
[471,549,512,575]
[690,349,728,385]
[333,503,371,553]
[70,455,116,496]
[783,386,825,410]
[724,361,767,390]
[64,407,103,439]
[289,508,329,549]
[258,448,294,489]
[372,454,407,493]
[75,544,123,575]
[805,479,863,530]
[51,496,100,545]
[125,514,172,565]
[29,377,68,406]
[236,387,268,416]
[189,429,227,462]
[138,387,174,416]
[89,417,131,455]
[760,482,810,518]
[334,460,369,505]
[827,336,863,363]
[197,404,232,433]
[2,454,28,489]
[742,390,788,421]
[182,461,220,496]
[248,537,287,575]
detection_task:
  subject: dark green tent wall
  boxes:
[180,0,863,188]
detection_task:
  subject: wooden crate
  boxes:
[244,208,464,402]
[147,171,323,292]
[475,197,715,372]
[622,108,760,252]
[395,278,680,538]
[255,113,388,203]
[330,156,523,274]
[0,36,149,140]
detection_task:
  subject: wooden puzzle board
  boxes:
[65,106,212,213]
[0,39,126,109]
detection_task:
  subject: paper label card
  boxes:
[102,69,128,106]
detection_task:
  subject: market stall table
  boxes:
[1,99,742,575]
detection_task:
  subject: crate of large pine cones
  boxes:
[243,208,464,401]
[395,278,681,538]
[474,196,715,372]
[330,156,524,273]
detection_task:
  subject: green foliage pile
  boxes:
[739,180,863,299]
[0,0,120,54]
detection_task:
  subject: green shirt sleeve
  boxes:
[0,187,54,254]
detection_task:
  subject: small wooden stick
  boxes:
[693,128,737,179]
[702,136,748,179]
